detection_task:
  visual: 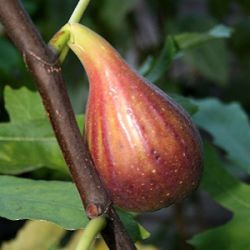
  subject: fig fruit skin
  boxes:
[67,23,203,212]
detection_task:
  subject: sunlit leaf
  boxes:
[0,119,68,174]
[1,220,64,250]
[4,86,46,122]
[0,86,83,174]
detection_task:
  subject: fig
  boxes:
[67,23,203,212]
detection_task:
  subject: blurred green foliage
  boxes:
[189,144,250,250]
[0,0,250,115]
[0,0,250,249]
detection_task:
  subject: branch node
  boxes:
[86,203,103,219]
[26,50,61,73]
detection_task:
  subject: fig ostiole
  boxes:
[66,23,203,212]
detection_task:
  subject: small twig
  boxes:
[0,0,135,249]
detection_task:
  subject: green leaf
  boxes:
[182,40,230,84]
[144,25,232,83]
[208,25,232,38]
[189,144,250,250]
[4,86,46,122]
[0,175,147,241]
[176,25,232,86]
[0,175,86,229]
[116,208,150,241]
[0,119,67,174]
[193,98,250,174]
[138,224,151,240]
[1,220,64,250]
[145,36,178,82]
[174,24,232,50]
[0,115,84,175]
[0,86,83,174]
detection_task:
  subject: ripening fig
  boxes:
[66,23,203,212]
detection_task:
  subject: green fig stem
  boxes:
[59,46,70,63]
[49,0,90,63]
[60,0,90,62]
[49,28,70,63]
[76,216,107,250]
[69,0,90,23]
[49,29,70,53]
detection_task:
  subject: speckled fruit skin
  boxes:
[67,23,203,212]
